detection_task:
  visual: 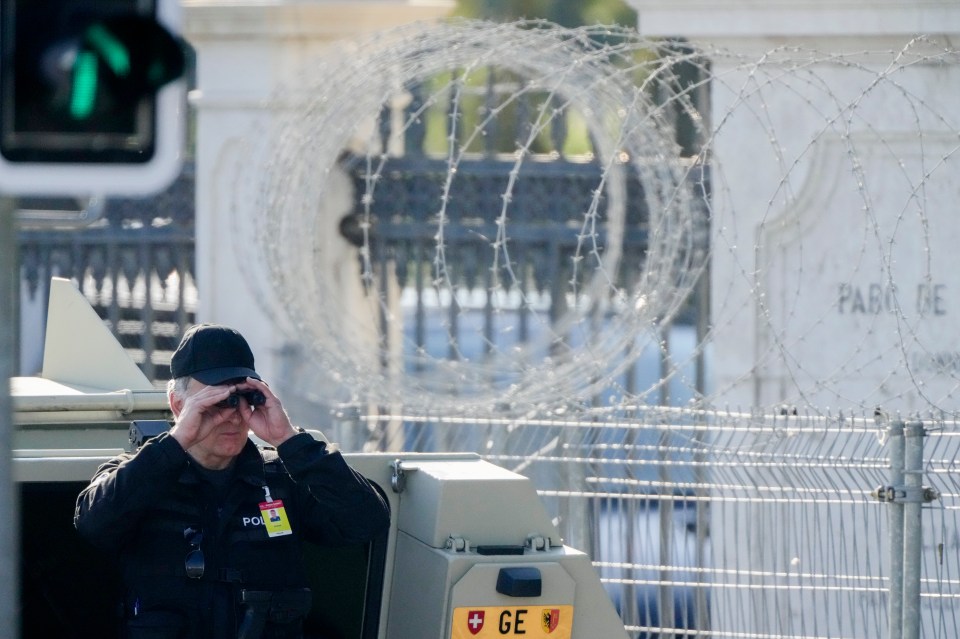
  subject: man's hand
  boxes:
[235,377,299,447]
[168,382,243,450]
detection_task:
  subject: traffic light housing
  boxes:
[0,0,187,196]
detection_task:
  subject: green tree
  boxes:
[426,2,706,158]
[454,0,637,29]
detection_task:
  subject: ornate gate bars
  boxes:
[16,168,196,383]
[341,154,707,402]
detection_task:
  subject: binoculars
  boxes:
[216,389,266,409]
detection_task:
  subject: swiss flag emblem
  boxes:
[467,610,485,635]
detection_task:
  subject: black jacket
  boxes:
[75,432,390,639]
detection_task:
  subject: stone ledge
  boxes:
[182,0,453,41]
[627,0,960,39]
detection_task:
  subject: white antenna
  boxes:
[41,277,153,391]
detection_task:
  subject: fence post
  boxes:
[0,196,22,639]
[886,421,905,639]
[901,422,925,639]
[876,420,938,639]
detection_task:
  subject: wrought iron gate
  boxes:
[338,66,710,406]
[15,168,196,383]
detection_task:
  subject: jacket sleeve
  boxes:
[74,433,190,552]
[276,433,391,546]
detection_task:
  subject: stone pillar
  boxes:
[628,0,960,413]
[182,1,452,433]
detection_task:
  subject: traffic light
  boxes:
[0,0,187,196]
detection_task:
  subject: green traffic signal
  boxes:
[69,22,135,121]
[1,0,187,165]
[86,24,132,78]
[68,16,184,122]
[70,50,100,120]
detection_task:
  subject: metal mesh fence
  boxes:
[338,407,960,638]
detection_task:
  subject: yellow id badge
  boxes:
[259,499,293,537]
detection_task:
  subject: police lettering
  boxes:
[242,516,263,527]
[498,609,528,634]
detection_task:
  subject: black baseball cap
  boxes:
[170,324,261,385]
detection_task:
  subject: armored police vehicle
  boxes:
[14,278,628,639]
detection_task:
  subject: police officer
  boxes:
[75,324,391,639]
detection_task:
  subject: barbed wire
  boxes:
[243,20,960,418]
